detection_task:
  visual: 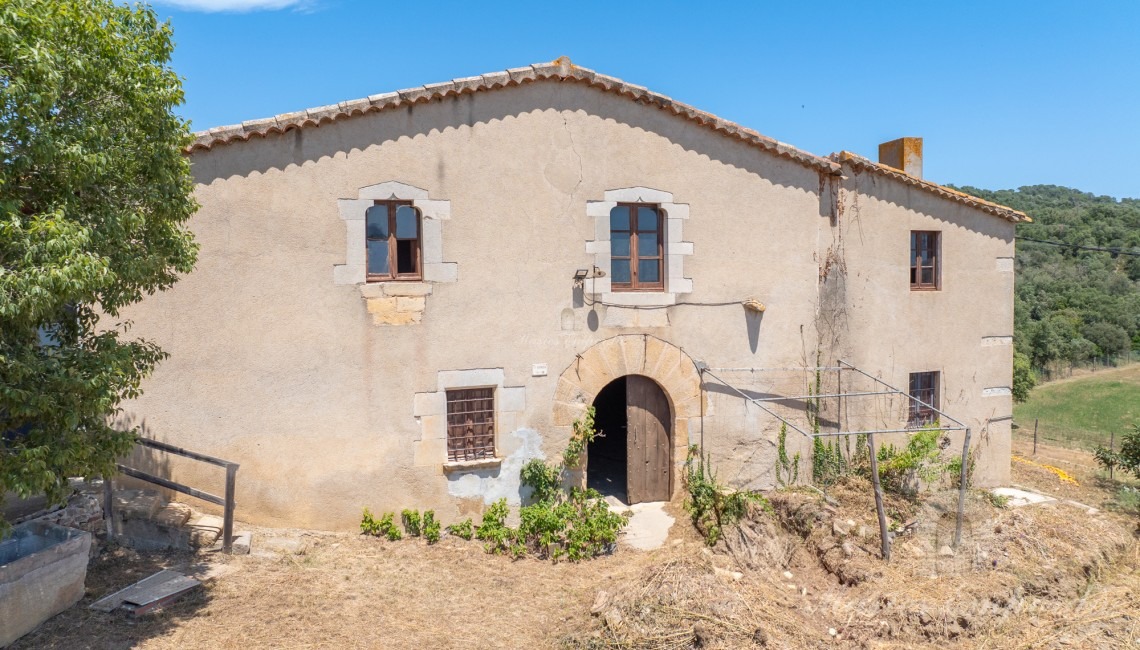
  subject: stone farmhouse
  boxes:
[120,58,1027,529]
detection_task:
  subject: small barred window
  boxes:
[446,388,495,462]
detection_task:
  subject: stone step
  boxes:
[153,503,193,529]
[109,488,246,553]
[185,514,223,549]
[112,489,164,522]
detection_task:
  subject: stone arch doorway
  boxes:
[587,375,673,504]
[553,335,702,503]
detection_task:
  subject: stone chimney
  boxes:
[878,137,923,179]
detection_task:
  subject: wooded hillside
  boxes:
[956,185,1140,375]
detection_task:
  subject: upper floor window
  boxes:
[910,231,940,290]
[366,201,421,281]
[610,204,663,291]
[908,370,940,426]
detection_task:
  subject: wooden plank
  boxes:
[122,574,201,616]
[90,570,184,612]
[644,377,671,502]
[626,376,645,505]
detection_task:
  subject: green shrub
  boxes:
[381,512,402,540]
[361,508,380,536]
[872,426,948,494]
[1095,425,1140,478]
[812,437,847,486]
[560,488,628,561]
[562,406,598,468]
[422,510,441,544]
[946,447,976,489]
[985,491,1011,509]
[520,458,562,504]
[1012,351,1038,402]
[446,518,474,540]
[517,454,630,561]
[361,508,402,540]
[475,498,519,555]
[1107,486,1140,515]
[427,408,628,561]
[401,509,422,537]
[684,446,771,546]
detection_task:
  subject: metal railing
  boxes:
[104,438,240,554]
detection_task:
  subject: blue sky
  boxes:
[155,0,1140,199]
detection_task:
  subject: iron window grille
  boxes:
[445,387,495,462]
[908,371,940,427]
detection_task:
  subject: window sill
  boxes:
[358,281,433,299]
[442,457,502,473]
[600,292,677,307]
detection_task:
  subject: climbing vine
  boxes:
[775,422,801,487]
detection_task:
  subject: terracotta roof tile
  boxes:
[479,71,511,88]
[187,58,840,175]
[833,151,1030,223]
[184,57,1026,222]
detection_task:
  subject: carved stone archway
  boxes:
[552,335,703,500]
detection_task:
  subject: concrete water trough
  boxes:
[0,521,91,647]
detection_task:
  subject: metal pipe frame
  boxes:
[748,390,898,402]
[702,365,969,440]
[838,360,967,428]
[706,366,846,372]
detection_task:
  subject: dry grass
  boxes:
[13,443,1140,650]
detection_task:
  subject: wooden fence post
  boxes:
[1110,432,1116,480]
[222,464,237,554]
[103,475,114,540]
[867,432,890,562]
[954,427,973,548]
[1033,419,1039,455]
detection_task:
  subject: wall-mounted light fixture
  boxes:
[572,266,607,287]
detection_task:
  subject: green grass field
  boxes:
[1013,364,1140,450]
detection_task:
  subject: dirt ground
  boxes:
[13,441,1140,650]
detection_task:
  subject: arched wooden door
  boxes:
[626,375,671,503]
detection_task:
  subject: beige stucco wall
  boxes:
[118,80,1015,529]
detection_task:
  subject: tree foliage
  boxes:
[0,0,197,530]
[1095,425,1140,479]
[955,185,1140,379]
[1012,351,1037,403]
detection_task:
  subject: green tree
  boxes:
[0,0,197,532]
[1012,351,1037,403]
[955,184,1140,380]
[1095,425,1140,478]
[1082,321,1132,358]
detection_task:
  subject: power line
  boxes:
[1016,236,1140,257]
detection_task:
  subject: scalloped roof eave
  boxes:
[188,56,1028,224]
[187,57,839,174]
[833,152,1030,223]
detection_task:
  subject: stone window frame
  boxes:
[584,187,693,307]
[412,368,526,471]
[334,181,457,287]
